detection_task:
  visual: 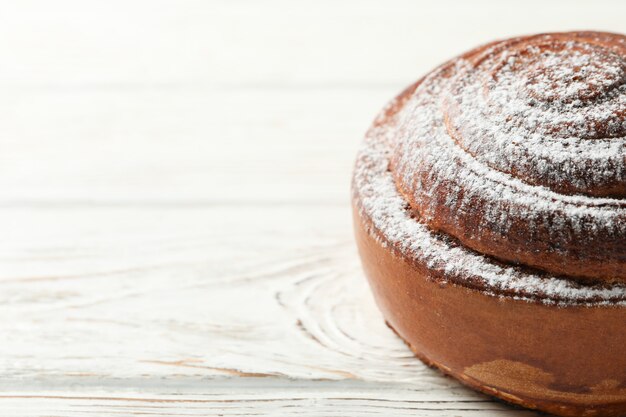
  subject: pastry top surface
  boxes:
[353,31,626,304]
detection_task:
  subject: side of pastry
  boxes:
[352,31,626,417]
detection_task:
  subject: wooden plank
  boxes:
[0,0,623,88]
[0,89,391,205]
[0,382,541,417]
[0,206,398,381]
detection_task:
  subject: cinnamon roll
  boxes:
[352,31,626,417]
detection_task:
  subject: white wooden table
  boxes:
[0,1,623,415]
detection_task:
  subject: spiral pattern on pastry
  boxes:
[352,32,626,416]
[388,31,626,284]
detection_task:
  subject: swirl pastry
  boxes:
[352,32,626,416]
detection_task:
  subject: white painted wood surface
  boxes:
[0,1,623,415]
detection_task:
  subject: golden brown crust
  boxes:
[354,206,626,417]
[352,31,626,416]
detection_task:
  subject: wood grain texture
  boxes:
[1,0,624,415]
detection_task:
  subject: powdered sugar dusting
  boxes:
[390,33,626,282]
[354,119,626,305]
[395,61,625,235]
[353,32,626,305]
[444,34,626,197]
